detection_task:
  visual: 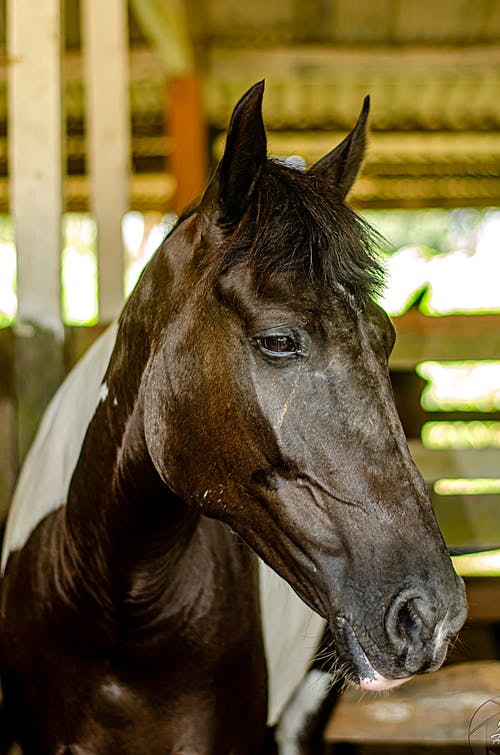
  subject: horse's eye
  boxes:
[256,335,298,356]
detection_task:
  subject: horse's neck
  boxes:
[62,388,258,648]
[61,321,200,632]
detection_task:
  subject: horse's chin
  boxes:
[336,616,413,692]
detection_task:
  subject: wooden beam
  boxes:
[8,0,63,333]
[432,493,500,551]
[0,174,176,214]
[464,578,500,621]
[391,311,500,369]
[81,0,130,322]
[168,75,208,215]
[408,440,500,481]
[8,0,65,458]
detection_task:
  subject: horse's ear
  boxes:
[202,80,267,224]
[308,96,370,199]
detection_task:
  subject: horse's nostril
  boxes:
[386,594,437,651]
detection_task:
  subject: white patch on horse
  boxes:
[275,669,333,754]
[259,561,325,725]
[1,324,118,573]
[98,382,109,404]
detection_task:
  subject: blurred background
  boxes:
[0,2,499,751]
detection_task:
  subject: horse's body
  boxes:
[0,82,467,755]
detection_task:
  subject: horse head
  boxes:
[140,81,467,690]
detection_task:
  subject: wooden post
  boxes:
[0,330,16,517]
[8,0,65,459]
[81,0,130,322]
[168,75,208,215]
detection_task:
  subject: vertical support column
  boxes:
[81,0,130,322]
[8,0,65,459]
[0,330,16,518]
[168,75,208,215]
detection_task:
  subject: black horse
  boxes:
[0,81,467,754]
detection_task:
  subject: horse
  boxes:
[0,81,467,755]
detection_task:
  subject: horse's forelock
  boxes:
[207,158,385,302]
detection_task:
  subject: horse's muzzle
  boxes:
[335,577,468,689]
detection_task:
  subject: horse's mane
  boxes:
[217,159,385,302]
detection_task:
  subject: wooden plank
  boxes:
[408,441,500,481]
[391,311,500,369]
[81,0,130,322]
[432,494,500,552]
[465,577,500,622]
[425,410,500,423]
[0,174,176,214]
[0,398,16,521]
[168,75,208,214]
[14,326,67,460]
[8,0,65,460]
[324,660,500,745]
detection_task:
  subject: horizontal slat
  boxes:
[391,310,500,369]
[432,493,500,551]
[408,440,500,481]
[453,551,500,579]
[0,135,172,161]
[0,173,176,213]
[464,577,500,620]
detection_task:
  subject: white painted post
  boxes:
[8,0,63,335]
[8,0,65,458]
[81,0,131,322]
